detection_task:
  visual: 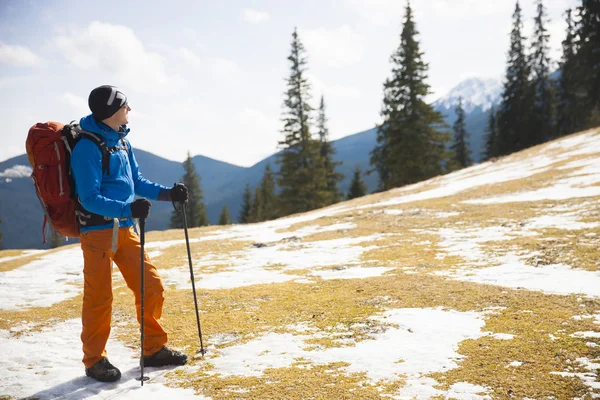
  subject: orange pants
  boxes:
[80,226,168,368]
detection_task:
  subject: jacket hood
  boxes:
[79,114,130,147]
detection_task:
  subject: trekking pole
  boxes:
[180,202,207,356]
[136,218,149,385]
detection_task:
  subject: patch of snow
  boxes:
[446,382,492,399]
[0,248,84,311]
[507,361,523,367]
[436,211,460,218]
[210,307,490,398]
[384,209,404,215]
[545,129,600,155]
[465,156,600,205]
[358,153,561,209]
[0,319,207,400]
[310,266,393,280]
[0,249,48,263]
[437,253,600,298]
[209,332,242,346]
[436,226,536,264]
[551,357,600,391]
[161,235,385,290]
[489,333,514,340]
[147,250,162,259]
[572,332,600,339]
[145,220,357,250]
[526,215,600,230]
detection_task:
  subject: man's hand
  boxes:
[130,199,152,219]
[171,183,189,203]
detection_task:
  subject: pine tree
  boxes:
[575,0,600,127]
[238,184,252,224]
[276,28,329,215]
[170,152,209,228]
[218,205,231,225]
[530,0,555,143]
[259,163,277,221]
[497,1,535,155]
[449,97,472,169]
[317,96,343,204]
[249,187,263,223]
[556,8,582,136]
[370,1,449,191]
[484,106,499,160]
[347,167,367,200]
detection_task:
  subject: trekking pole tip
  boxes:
[194,348,207,358]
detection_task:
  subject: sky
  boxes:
[0,0,579,167]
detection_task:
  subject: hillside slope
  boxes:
[1,127,599,399]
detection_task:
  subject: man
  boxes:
[71,85,189,382]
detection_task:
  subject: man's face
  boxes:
[115,104,131,126]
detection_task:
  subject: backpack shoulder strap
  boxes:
[78,130,111,175]
[121,138,129,153]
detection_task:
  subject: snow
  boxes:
[145,220,356,249]
[551,358,600,391]
[160,234,384,290]
[464,172,600,204]
[436,226,537,264]
[342,129,600,211]
[2,128,600,398]
[0,319,205,400]
[507,361,523,367]
[527,215,600,230]
[358,154,559,209]
[0,249,48,263]
[437,253,600,298]
[310,266,393,280]
[0,248,84,311]
[433,77,502,113]
[210,308,491,398]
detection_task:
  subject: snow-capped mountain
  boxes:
[433,77,503,113]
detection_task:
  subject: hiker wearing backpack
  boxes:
[71,85,189,382]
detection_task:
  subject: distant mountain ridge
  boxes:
[0,77,501,249]
[433,77,503,162]
[433,77,502,113]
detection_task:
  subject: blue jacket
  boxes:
[71,114,169,232]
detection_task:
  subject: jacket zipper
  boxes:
[54,142,65,196]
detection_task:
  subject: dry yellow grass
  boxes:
[3,128,600,399]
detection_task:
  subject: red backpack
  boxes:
[25,122,112,242]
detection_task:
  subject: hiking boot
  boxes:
[85,357,121,382]
[142,346,188,367]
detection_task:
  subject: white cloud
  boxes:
[239,108,279,137]
[0,44,40,67]
[307,73,361,100]
[61,92,88,114]
[53,21,180,92]
[211,57,240,80]
[423,0,512,19]
[347,0,404,26]
[242,9,270,24]
[0,165,32,178]
[226,107,281,166]
[178,47,202,67]
[304,26,365,68]
[348,0,513,25]
[176,48,239,80]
